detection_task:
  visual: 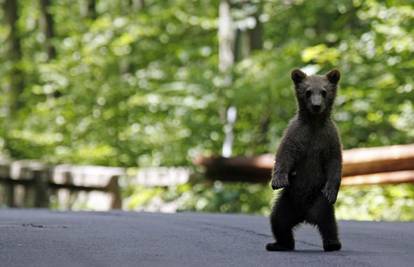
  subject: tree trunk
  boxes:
[39,0,56,60]
[130,0,145,10]
[126,0,145,12]
[218,0,237,157]
[218,0,234,75]
[4,0,24,113]
[234,1,263,61]
[81,0,96,19]
[248,12,263,51]
[252,113,270,149]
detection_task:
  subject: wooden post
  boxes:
[0,160,14,207]
[107,175,122,209]
[33,169,49,208]
[5,181,15,207]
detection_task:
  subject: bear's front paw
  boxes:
[271,173,289,190]
[322,187,338,204]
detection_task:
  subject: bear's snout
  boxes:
[312,104,322,112]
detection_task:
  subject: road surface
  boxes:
[0,209,413,266]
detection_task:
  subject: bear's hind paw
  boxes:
[266,242,294,251]
[323,241,341,252]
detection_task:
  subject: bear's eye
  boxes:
[305,90,312,98]
[321,90,327,97]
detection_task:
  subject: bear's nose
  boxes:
[312,104,321,112]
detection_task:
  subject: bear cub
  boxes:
[266,69,342,252]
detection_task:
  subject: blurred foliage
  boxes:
[336,184,414,221]
[124,178,273,214]
[123,179,414,221]
[0,0,413,220]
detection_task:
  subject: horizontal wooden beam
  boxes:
[195,144,414,185]
[342,144,414,176]
[0,177,110,192]
[342,170,414,186]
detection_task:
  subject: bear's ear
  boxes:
[291,69,307,84]
[326,69,340,84]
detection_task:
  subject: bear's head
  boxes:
[291,69,340,116]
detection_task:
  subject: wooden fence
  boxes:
[195,144,414,186]
[0,158,191,209]
[1,144,413,209]
[0,159,124,209]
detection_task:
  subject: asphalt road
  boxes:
[0,209,413,267]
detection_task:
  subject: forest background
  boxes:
[0,0,413,220]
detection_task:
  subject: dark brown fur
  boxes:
[266,69,342,252]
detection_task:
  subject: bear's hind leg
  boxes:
[306,196,341,252]
[266,191,302,251]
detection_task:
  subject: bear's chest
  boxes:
[301,130,330,159]
[305,140,328,158]
[292,131,330,184]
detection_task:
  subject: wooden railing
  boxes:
[195,144,414,186]
[2,144,412,209]
[0,157,191,209]
[0,159,124,209]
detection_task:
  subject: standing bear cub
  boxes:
[266,69,342,252]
